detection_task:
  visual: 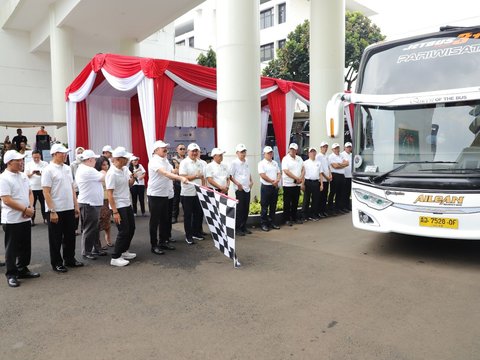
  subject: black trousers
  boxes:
[260,184,278,226]
[47,210,76,267]
[181,195,203,239]
[319,181,329,214]
[235,190,251,231]
[167,198,173,239]
[130,185,145,215]
[172,181,181,219]
[328,173,345,211]
[343,177,352,210]
[112,206,135,259]
[3,221,31,278]
[302,179,320,218]
[283,186,300,222]
[148,195,170,247]
[32,189,46,223]
[79,204,101,255]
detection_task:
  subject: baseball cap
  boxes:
[102,145,113,153]
[344,142,353,147]
[80,149,100,160]
[153,140,169,150]
[263,146,273,153]
[235,144,247,152]
[111,147,132,159]
[320,141,329,147]
[3,150,25,164]
[211,148,225,156]
[308,147,317,152]
[332,143,340,149]
[50,143,70,155]
[130,155,139,161]
[289,143,298,150]
[187,143,200,151]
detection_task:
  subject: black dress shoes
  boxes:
[7,277,20,287]
[237,230,245,236]
[285,221,293,226]
[171,217,177,224]
[271,224,280,230]
[0,261,6,267]
[261,225,270,232]
[244,229,252,235]
[92,250,107,256]
[159,244,176,251]
[64,260,84,267]
[53,265,68,273]
[151,247,165,255]
[17,269,40,279]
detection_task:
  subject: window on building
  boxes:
[260,0,271,4]
[278,3,286,24]
[189,37,195,47]
[176,40,185,46]
[260,43,274,62]
[260,8,274,29]
[278,39,286,49]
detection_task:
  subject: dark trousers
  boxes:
[260,184,278,226]
[130,185,145,215]
[235,190,251,231]
[148,195,169,247]
[79,204,101,255]
[302,179,320,218]
[167,198,173,239]
[32,190,46,223]
[283,186,300,222]
[181,195,203,239]
[112,206,135,259]
[328,173,345,211]
[3,221,31,278]
[319,181,329,214]
[343,178,352,210]
[172,181,181,219]
[47,210,76,267]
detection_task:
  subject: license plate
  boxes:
[419,216,458,229]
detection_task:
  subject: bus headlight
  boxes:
[353,189,393,210]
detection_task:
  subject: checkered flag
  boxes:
[193,184,240,267]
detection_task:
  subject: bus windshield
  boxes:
[354,101,480,176]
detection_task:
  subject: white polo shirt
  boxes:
[179,157,204,196]
[303,159,323,180]
[41,162,74,212]
[76,163,104,206]
[105,165,131,208]
[329,153,345,175]
[205,161,229,189]
[0,169,30,224]
[341,151,352,178]
[281,155,304,187]
[316,153,331,182]
[258,159,280,185]
[24,160,48,191]
[230,158,251,192]
[147,154,173,197]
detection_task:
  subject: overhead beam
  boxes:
[0,0,21,29]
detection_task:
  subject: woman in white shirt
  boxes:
[129,156,146,216]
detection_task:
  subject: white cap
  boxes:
[102,145,113,153]
[187,143,200,151]
[111,147,132,159]
[320,141,329,147]
[344,142,353,147]
[211,148,225,156]
[332,143,340,149]
[235,143,247,152]
[80,149,100,161]
[263,146,273,153]
[130,155,139,161]
[308,147,317,152]
[153,140,169,150]
[50,143,70,155]
[3,150,25,164]
[289,143,298,150]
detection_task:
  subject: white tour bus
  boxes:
[328,26,480,240]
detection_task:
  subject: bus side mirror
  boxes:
[325,93,347,138]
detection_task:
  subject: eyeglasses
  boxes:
[178,148,186,150]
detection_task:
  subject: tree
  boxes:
[262,12,385,90]
[197,47,217,68]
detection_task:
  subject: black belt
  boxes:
[305,179,319,182]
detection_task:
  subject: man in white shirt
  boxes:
[258,146,281,232]
[230,144,253,236]
[42,144,83,273]
[148,140,187,254]
[206,148,230,194]
[179,143,206,245]
[24,150,48,225]
[316,142,332,218]
[302,147,324,221]
[328,143,349,214]
[281,143,304,226]
[171,144,186,224]
[106,147,136,267]
[102,145,113,163]
[75,150,106,260]
[0,150,38,287]
[341,142,353,212]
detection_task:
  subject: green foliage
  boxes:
[196,47,217,68]
[249,188,303,215]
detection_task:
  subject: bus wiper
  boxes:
[371,161,457,183]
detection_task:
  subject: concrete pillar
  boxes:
[49,5,74,144]
[310,0,345,148]
[216,0,261,199]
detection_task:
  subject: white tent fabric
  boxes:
[137,77,156,157]
[167,101,199,127]
[285,91,297,151]
[165,70,217,100]
[261,107,270,147]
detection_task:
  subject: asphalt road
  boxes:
[2,213,480,360]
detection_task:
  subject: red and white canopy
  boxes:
[66,53,310,162]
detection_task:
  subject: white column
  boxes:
[49,5,74,144]
[310,0,345,148]
[216,0,261,198]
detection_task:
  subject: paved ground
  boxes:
[2,213,480,360]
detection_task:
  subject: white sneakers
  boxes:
[121,251,137,260]
[110,257,129,267]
